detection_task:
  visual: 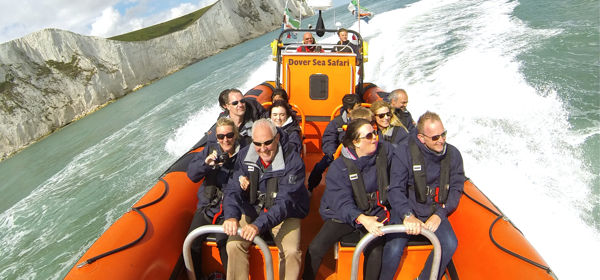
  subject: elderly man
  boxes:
[222,118,310,280]
[389,89,415,132]
[380,111,465,280]
[201,88,265,148]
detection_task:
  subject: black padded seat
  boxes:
[204,232,277,246]
[339,229,432,247]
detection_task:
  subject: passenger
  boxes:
[269,100,302,153]
[370,100,409,147]
[271,88,289,103]
[186,117,240,279]
[389,89,416,132]
[204,88,265,148]
[222,119,310,280]
[297,32,323,53]
[333,28,358,54]
[348,106,373,122]
[307,94,361,191]
[380,111,465,280]
[303,118,394,280]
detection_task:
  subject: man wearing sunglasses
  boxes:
[389,88,416,132]
[379,111,465,280]
[222,119,309,280]
[199,88,266,148]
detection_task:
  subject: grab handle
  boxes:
[183,225,274,280]
[350,225,441,280]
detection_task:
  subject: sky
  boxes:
[0,0,348,44]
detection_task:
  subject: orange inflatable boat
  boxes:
[65,26,557,280]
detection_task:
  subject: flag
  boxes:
[283,8,300,39]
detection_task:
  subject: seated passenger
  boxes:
[303,118,394,280]
[271,88,289,103]
[380,111,465,280]
[297,32,323,53]
[269,100,302,153]
[186,117,240,279]
[222,119,310,280]
[307,94,361,191]
[333,28,358,54]
[202,88,265,148]
[370,100,409,147]
[388,89,416,132]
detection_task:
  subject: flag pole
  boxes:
[358,0,361,33]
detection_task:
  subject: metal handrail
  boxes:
[183,225,274,280]
[350,225,442,280]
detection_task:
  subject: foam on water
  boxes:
[169,0,598,278]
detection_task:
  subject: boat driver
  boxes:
[297,32,323,53]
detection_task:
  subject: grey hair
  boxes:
[252,118,278,137]
[389,89,407,102]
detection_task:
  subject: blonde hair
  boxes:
[349,106,373,121]
[370,100,407,133]
[216,117,239,139]
[417,111,442,134]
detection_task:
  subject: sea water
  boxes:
[0,0,597,279]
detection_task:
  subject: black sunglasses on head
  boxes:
[216,132,235,140]
[230,99,246,106]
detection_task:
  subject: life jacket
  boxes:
[408,137,451,204]
[202,143,236,223]
[341,145,390,215]
[247,144,294,210]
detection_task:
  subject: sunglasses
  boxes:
[216,132,235,140]
[229,99,246,106]
[376,112,392,119]
[358,131,377,141]
[253,135,277,147]
[421,130,447,141]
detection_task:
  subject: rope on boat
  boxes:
[77,178,170,268]
[462,185,557,279]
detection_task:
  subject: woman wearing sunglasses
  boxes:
[303,118,395,280]
[185,117,241,279]
[269,100,302,153]
[370,100,409,147]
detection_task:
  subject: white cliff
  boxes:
[0,0,312,160]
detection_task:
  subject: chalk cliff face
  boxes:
[0,0,312,160]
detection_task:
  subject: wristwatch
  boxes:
[403,212,413,220]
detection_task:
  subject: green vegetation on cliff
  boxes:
[109,4,214,42]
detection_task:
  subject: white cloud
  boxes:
[0,0,217,43]
[90,7,122,38]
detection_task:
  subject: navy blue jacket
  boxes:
[388,133,465,223]
[394,109,416,133]
[223,129,310,233]
[319,142,395,228]
[205,98,266,148]
[322,111,350,157]
[186,142,239,218]
[378,125,409,148]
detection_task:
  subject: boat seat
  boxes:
[204,232,277,246]
[339,229,432,247]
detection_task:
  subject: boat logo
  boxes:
[349,173,359,180]
[248,166,254,172]
[413,165,422,171]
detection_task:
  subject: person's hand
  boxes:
[239,176,250,190]
[357,214,384,236]
[240,224,259,241]
[424,214,441,232]
[205,150,218,166]
[223,218,239,236]
[403,214,424,235]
